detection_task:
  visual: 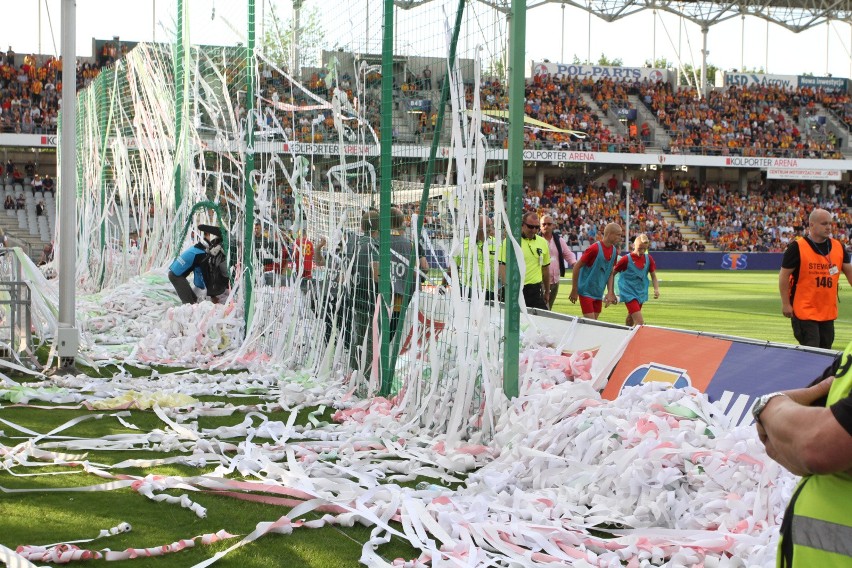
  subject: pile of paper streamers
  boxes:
[66,271,246,367]
[1,345,795,567]
[134,300,245,364]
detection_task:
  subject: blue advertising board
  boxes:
[650,252,783,271]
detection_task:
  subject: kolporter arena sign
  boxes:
[35,132,852,179]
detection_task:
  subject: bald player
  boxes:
[569,222,622,319]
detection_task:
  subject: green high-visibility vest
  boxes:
[778,341,852,567]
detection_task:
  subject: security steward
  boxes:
[499,211,551,310]
[755,339,852,567]
[453,215,498,301]
[779,208,852,350]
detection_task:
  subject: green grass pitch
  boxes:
[2,269,849,567]
[552,270,852,346]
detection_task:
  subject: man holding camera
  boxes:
[168,224,229,304]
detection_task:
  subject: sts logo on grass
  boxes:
[721,253,748,270]
[619,363,692,395]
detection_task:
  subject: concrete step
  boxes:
[648,202,720,251]
[629,94,670,148]
[580,92,623,134]
[0,219,47,260]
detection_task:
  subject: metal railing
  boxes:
[0,249,34,362]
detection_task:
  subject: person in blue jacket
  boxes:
[168,224,228,304]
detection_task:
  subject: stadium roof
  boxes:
[395,0,852,33]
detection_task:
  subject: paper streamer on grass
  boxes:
[3,358,794,567]
[39,522,132,547]
[15,530,237,564]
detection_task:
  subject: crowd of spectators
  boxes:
[255,62,385,143]
[267,64,652,150]
[3,39,851,165]
[522,175,686,252]
[520,174,852,255]
[818,88,852,131]
[168,55,852,164]
[519,75,646,154]
[663,179,852,252]
[0,47,60,134]
[0,43,124,135]
[640,82,844,159]
[388,74,852,159]
[445,73,848,159]
[446,74,848,159]
[8,36,833,163]
[458,75,647,153]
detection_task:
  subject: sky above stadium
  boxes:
[4,0,852,81]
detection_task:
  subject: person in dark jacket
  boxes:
[167,224,228,304]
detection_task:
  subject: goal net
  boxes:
[299,172,457,245]
[68,0,512,440]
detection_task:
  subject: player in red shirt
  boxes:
[291,231,314,279]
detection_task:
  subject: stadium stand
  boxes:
[3,41,852,258]
[639,82,844,158]
[0,167,55,255]
[0,47,110,135]
[662,180,851,252]
[376,72,849,159]
[7,39,848,163]
[251,51,852,164]
[522,176,688,252]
